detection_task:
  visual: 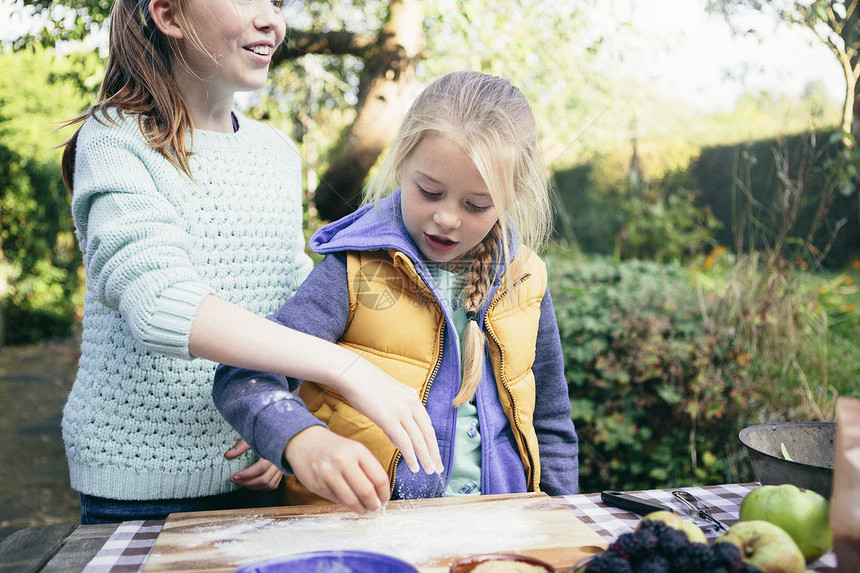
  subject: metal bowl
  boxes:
[738,422,835,498]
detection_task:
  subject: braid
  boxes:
[452,223,501,406]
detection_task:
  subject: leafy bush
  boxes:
[615,179,721,263]
[0,47,96,344]
[693,248,854,422]
[0,143,82,344]
[552,151,722,265]
[547,255,757,493]
[548,250,859,494]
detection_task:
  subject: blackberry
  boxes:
[635,553,671,573]
[670,541,713,571]
[584,551,635,573]
[586,519,764,573]
[654,526,692,557]
[613,528,658,563]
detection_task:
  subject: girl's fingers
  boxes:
[323,475,363,513]
[225,438,252,459]
[389,425,420,473]
[286,427,389,514]
[231,459,283,490]
[412,410,444,473]
[366,459,391,508]
[342,454,389,513]
[318,456,385,514]
[397,419,436,475]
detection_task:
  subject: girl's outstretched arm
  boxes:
[189,295,443,479]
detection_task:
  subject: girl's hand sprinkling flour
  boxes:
[335,360,444,476]
[286,426,391,514]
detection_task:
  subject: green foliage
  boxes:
[555,128,858,269]
[12,0,112,48]
[548,248,859,494]
[552,152,721,263]
[551,152,628,254]
[0,46,96,344]
[693,248,860,421]
[615,177,722,263]
[548,256,757,493]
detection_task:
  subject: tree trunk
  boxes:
[846,3,860,146]
[311,0,426,221]
[843,62,856,143]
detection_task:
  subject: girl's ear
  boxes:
[148,0,184,39]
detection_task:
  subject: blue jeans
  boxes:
[79,488,282,524]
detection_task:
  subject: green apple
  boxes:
[739,484,832,562]
[716,520,805,573]
[638,510,707,544]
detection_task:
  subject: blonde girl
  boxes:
[215,71,579,502]
[61,0,441,523]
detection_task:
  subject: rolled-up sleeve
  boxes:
[72,118,212,359]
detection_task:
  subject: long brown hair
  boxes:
[363,71,553,406]
[61,0,194,192]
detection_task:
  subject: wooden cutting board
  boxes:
[142,492,607,572]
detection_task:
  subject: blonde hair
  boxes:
[363,71,553,406]
[61,0,205,192]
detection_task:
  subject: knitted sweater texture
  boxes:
[62,109,312,500]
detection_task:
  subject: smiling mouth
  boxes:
[248,45,272,56]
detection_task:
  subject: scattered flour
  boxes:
[185,503,550,567]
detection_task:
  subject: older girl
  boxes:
[61,0,440,522]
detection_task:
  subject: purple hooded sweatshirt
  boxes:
[213,192,579,499]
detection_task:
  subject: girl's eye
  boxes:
[271,0,284,8]
[418,186,441,199]
[467,202,491,213]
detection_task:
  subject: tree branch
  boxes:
[273,30,377,66]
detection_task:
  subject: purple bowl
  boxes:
[233,550,419,573]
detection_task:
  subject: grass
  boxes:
[818,262,860,402]
[692,250,859,423]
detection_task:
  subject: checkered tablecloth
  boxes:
[81,483,836,572]
[555,482,756,541]
[82,520,163,573]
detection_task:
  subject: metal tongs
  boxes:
[671,490,728,532]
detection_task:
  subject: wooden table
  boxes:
[0,523,120,573]
[0,484,839,573]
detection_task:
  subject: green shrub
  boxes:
[552,152,722,265]
[0,145,82,344]
[615,180,721,263]
[0,47,96,345]
[547,255,757,493]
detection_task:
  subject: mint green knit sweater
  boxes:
[62,109,313,500]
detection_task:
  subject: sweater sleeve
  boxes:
[71,116,212,359]
[212,253,351,473]
[532,286,580,495]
